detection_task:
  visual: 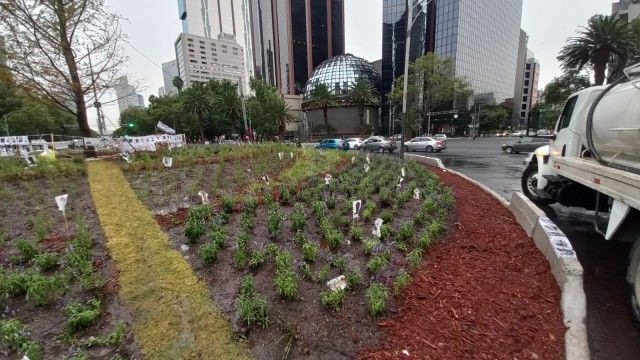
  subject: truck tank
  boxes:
[590,79,640,172]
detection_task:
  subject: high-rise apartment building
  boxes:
[177,0,253,92]
[175,33,246,92]
[516,54,540,127]
[511,29,528,126]
[114,76,145,114]
[162,60,180,96]
[382,0,523,116]
[612,0,640,23]
[249,0,345,95]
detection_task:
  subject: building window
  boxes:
[523,88,529,94]
[521,104,527,110]
[524,80,530,86]
[526,64,531,70]
[525,72,530,79]
[521,112,526,118]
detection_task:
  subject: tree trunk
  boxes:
[323,107,329,134]
[592,51,609,86]
[198,112,205,142]
[358,106,365,134]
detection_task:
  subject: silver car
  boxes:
[361,136,397,153]
[403,137,446,153]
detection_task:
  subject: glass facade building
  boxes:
[381,0,523,130]
[250,0,345,95]
[303,54,381,99]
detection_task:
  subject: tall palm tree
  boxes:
[306,83,337,134]
[558,15,632,85]
[348,78,379,134]
[182,82,209,142]
[269,97,295,135]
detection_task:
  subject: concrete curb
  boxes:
[408,155,589,360]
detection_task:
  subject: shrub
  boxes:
[234,233,250,269]
[222,195,236,213]
[294,231,307,246]
[397,222,415,244]
[234,276,270,328]
[63,299,102,332]
[265,243,279,258]
[33,253,58,271]
[244,196,257,215]
[312,201,325,219]
[326,229,343,250]
[379,210,394,225]
[240,214,255,232]
[321,289,345,311]
[367,252,390,273]
[267,207,282,239]
[427,219,444,238]
[350,225,364,242]
[362,238,380,256]
[184,219,205,243]
[326,196,336,210]
[393,269,411,295]
[380,224,392,241]
[25,274,66,306]
[361,201,376,221]
[249,250,267,269]
[291,203,306,232]
[302,242,319,262]
[367,283,388,316]
[0,269,33,299]
[188,205,211,223]
[279,186,291,205]
[66,227,99,290]
[417,232,432,251]
[0,319,42,360]
[16,239,39,262]
[346,268,362,291]
[300,263,314,281]
[395,240,408,252]
[198,242,220,265]
[397,189,413,206]
[330,255,347,272]
[407,249,423,270]
[379,189,394,207]
[316,264,330,283]
[210,226,227,248]
[274,251,298,299]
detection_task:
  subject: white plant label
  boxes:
[198,190,210,205]
[278,152,284,160]
[352,200,362,220]
[366,154,371,164]
[290,152,294,159]
[351,156,356,164]
[372,218,383,238]
[401,167,406,177]
[262,175,270,186]
[55,194,68,212]
[397,177,404,189]
[121,153,131,164]
[364,164,370,173]
[413,188,421,200]
[162,157,173,168]
[324,174,332,185]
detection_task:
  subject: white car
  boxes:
[403,137,446,153]
[345,137,364,150]
[433,134,448,142]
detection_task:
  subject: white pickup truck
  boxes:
[521,63,640,323]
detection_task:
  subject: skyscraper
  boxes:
[114,76,145,114]
[177,0,254,92]
[612,0,640,23]
[511,29,528,126]
[249,0,345,95]
[162,60,180,96]
[516,54,540,127]
[382,0,523,114]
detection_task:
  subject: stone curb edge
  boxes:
[406,154,589,360]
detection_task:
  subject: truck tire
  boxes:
[628,239,640,326]
[521,163,553,205]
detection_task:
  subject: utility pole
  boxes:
[400,1,414,159]
[87,46,106,137]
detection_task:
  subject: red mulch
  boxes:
[359,167,565,360]
[154,208,189,230]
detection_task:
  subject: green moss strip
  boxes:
[87,161,249,359]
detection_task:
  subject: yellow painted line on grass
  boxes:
[87,161,250,360]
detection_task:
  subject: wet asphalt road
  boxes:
[412,137,640,359]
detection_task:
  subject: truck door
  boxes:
[552,95,579,157]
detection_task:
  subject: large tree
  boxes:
[305,83,337,134]
[0,0,126,136]
[182,82,209,142]
[558,15,633,85]
[543,71,591,105]
[348,78,378,135]
[246,79,294,139]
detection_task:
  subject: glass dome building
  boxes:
[304,54,381,99]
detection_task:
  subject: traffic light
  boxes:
[127,122,135,128]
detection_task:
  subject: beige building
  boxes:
[175,33,247,93]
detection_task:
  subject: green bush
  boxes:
[367,283,388,317]
[326,196,336,210]
[25,274,66,306]
[244,196,257,215]
[427,219,444,238]
[234,232,250,268]
[321,289,345,311]
[267,207,282,239]
[316,264,330,283]
[367,252,390,273]
[326,229,343,250]
[291,203,306,232]
[362,238,380,256]
[198,242,220,265]
[279,186,291,206]
[380,224,392,241]
[248,250,266,269]
[330,255,347,272]
[65,226,99,291]
[294,231,307,246]
[209,225,227,248]
[302,242,319,262]
[188,205,211,223]
[346,268,362,291]
[274,251,298,299]
[16,239,39,262]
[30,216,49,242]
[0,269,33,299]
[300,262,314,281]
[312,201,325,219]
[393,269,411,295]
[417,232,432,251]
[397,222,415,244]
[235,276,270,328]
[63,299,102,332]
[361,201,376,221]
[379,209,395,224]
[407,249,423,270]
[222,195,236,213]
[33,252,58,271]
[350,225,364,242]
[0,319,42,360]
[265,243,279,258]
[184,219,205,243]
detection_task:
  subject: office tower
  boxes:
[114,76,145,114]
[162,60,180,95]
[517,54,540,127]
[512,29,528,126]
[381,0,523,111]
[175,33,246,92]
[177,0,253,92]
[612,0,640,23]
[249,0,345,95]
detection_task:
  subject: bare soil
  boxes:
[0,176,139,359]
[359,167,566,359]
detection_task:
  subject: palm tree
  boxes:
[182,82,209,142]
[269,97,295,135]
[558,15,632,85]
[172,76,184,93]
[305,83,337,134]
[348,78,379,134]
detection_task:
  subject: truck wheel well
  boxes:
[614,208,640,243]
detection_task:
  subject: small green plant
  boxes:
[30,216,49,242]
[407,249,423,270]
[244,196,257,214]
[417,232,432,251]
[316,264,330,283]
[33,252,58,271]
[25,274,66,306]
[326,196,336,210]
[249,250,267,269]
[321,289,345,311]
[325,229,343,250]
[397,222,415,244]
[312,200,325,219]
[367,252,390,273]
[279,186,291,205]
[188,205,211,222]
[350,225,364,242]
[367,283,388,316]
[393,269,411,295]
[361,201,376,221]
[234,232,250,269]
[0,319,42,360]
[330,255,347,272]
[291,203,306,232]
[198,242,220,265]
[362,238,379,255]
[235,276,270,328]
[185,219,205,243]
[267,207,282,239]
[76,321,126,347]
[16,239,39,262]
[265,243,279,258]
[346,268,362,291]
[300,263,314,281]
[380,224,392,241]
[427,219,444,238]
[209,225,227,247]
[302,242,319,262]
[294,231,307,246]
[222,195,236,213]
[63,299,102,332]
[379,188,394,207]
[66,226,99,291]
[240,214,255,232]
[274,251,298,299]
[379,209,394,224]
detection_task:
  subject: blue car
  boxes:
[315,139,349,150]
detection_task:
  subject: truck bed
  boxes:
[553,157,640,210]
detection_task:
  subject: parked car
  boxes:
[345,137,364,150]
[404,137,446,153]
[512,130,526,137]
[361,136,397,153]
[501,137,550,154]
[433,134,448,143]
[315,139,348,150]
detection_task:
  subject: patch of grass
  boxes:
[267,207,283,239]
[16,239,39,262]
[294,231,307,246]
[0,319,42,360]
[326,196,336,210]
[209,225,227,248]
[361,201,376,221]
[234,232,250,269]
[417,232,432,251]
[65,226,100,291]
[274,251,298,300]
[367,251,390,273]
[235,276,270,328]
[0,269,33,299]
[63,299,102,332]
[279,186,291,206]
[302,242,319,262]
[320,289,345,311]
[407,249,423,270]
[300,263,314,281]
[0,157,84,182]
[76,321,126,348]
[366,283,388,317]
[393,269,411,295]
[33,252,59,271]
[380,224,392,241]
[291,203,306,232]
[198,242,221,265]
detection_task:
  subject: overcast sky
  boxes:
[97,0,613,131]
